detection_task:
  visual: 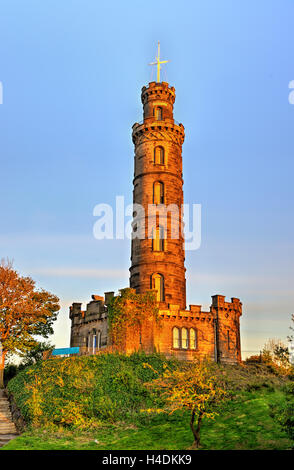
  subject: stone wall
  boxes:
[69,294,110,352]
[69,293,242,364]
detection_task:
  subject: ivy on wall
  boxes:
[108,288,161,348]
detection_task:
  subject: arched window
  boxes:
[154,146,164,165]
[151,273,165,302]
[153,181,164,204]
[155,107,163,120]
[190,328,197,350]
[182,328,188,349]
[152,225,165,252]
[173,327,180,349]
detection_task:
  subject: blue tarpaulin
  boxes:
[51,347,80,356]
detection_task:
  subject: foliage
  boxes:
[107,288,160,348]
[245,355,263,364]
[7,352,174,429]
[271,381,294,444]
[2,389,293,450]
[5,354,293,450]
[261,338,292,375]
[4,363,23,385]
[19,341,55,366]
[0,259,60,387]
[287,313,294,343]
[141,358,227,448]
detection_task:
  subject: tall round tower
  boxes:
[130,81,186,309]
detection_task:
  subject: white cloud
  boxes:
[30,267,126,279]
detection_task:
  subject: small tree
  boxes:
[271,382,294,446]
[20,341,55,366]
[142,358,226,449]
[288,314,294,343]
[0,260,59,388]
[262,338,291,373]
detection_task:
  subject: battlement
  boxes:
[141,81,175,105]
[69,293,109,326]
[211,294,242,315]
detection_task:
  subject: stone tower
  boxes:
[130,81,186,309]
[69,77,243,364]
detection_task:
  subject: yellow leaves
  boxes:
[140,408,166,414]
[56,376,64,387]
[0,261,59,346]
[142,362,159,375]
[144,358,227,423]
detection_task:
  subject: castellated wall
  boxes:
[69,294,110,352]
[69,292,242,364]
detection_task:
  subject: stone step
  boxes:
[0,417,14,423]
[0,429,17,435]
[0,391,20,447]
[0,435,18,447]
[0,430,17,435]
[0,422,16,429]
[0,423,16,429]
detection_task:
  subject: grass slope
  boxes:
[2,353,292,450]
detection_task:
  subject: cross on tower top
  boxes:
[149,42,169,83]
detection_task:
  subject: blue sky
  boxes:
[0,0,293,357]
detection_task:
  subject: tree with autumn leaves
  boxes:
[143,358,227,449]
[0,260,60,388]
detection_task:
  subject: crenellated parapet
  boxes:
[141,82,176,118]
[210,295,242,364]
[69,293,109,350]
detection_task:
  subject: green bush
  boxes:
[270,381,294,443]
[6,352,176,429]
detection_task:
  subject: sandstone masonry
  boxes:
[69,81,242,364]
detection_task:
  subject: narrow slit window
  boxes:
[154,146,164,165]
[190,329,197,350]
[151,273,165,302]
[182,328,188,349]
[155,107,163,120]
[152,225,164,252]
[173,327,180,349]
[153,181,164,204]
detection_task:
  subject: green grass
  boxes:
[2,389,292,450]
[2,353,293,450]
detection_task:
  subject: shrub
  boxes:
[271,382,294,443]
[6,352,175,429]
